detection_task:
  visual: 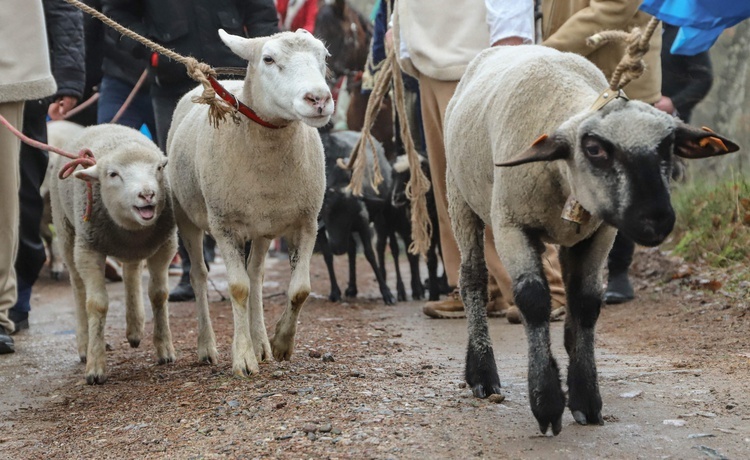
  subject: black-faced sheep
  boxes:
[49,124,177,384]
[444,45,739,435]
[167,30,334,377]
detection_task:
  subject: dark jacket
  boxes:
[661,23,713,123]
[43,0,86,99]
[102,0,279,95]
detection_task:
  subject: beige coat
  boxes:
[0,0,57,103]
[542,0,662,103]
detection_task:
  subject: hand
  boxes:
[492,36,526,47]
[653,96,676,115]
[385,29,393,52]
[48,96,78,120]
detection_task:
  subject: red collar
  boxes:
[207,76,284,129]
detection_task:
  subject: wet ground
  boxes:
[1,249,749,459]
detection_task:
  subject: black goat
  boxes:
[316,130,395,305]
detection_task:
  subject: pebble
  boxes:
[726,403,736,410]
[458,382,467,389]
[688,433,715,439]
[488,394,505,404]
[663,419,686,427]
[307,432,316,441]
[309,350,322,359]
[271,371,284,379]
[303,423,318,433]
[322,352,335,363]
[619,390,643,399]
[319,423,332,433]
[227,400,240,408]
[331,428,342,435]
[319,436,333,442]
[275,402,286,410]
[349,370,364,378]
[696,411,717,418]
[395,371,404,377]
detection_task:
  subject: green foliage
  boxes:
[669,175,750,269]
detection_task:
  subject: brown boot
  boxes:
[423,290,466,319]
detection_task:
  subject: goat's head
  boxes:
[219,29,334,127]
[496,99,740,246]
[390,154,429,209]
[75,144,169,231]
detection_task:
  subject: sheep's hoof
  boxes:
[571,409,604,426]
[79,354,87,363]
[128,338,141,348]
[471,383,502,399]
[537,415,563,436]
[85,372,107,385]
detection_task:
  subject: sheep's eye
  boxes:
[157,165,162,172]
[108,171,119,178]
[584,143,607,159]
[263,55,274,65]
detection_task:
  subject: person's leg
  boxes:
[10,99,49,331]
[152,89,197,301]
[0,101,24,352]
[605,233,635,304]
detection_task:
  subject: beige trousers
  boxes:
[418,75,566,309]
[0,101,24,333]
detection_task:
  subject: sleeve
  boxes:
[671,52,713,116]
[43,0,86,99]
[485,0,534,45]
[301,0,319,33]
[239,0,281,38]
[542,0,641,56]
[101,0,149,58]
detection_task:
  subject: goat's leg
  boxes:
[449,191,500,398]
[74,243,108,384]
[317,229,341,301]
[389,232,408,301]
[214,233,257,377]
[176,205,217,364]
[560,226,616,426]
[400,227,425,300]
[147,236,178,364]
[247,237,272,363]
[494,226,565,436]
[357,227,395,304]
[426,235,440,301]
[60,230,87,362]
[345,235,358,298]
[271,219,316,361]
[122,261,145,348]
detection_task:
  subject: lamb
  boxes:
[49,124,177,384]
[444,45,739,435]
[167,29,334,377]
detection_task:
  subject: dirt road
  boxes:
[1,250,749,459]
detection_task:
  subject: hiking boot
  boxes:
[169,275,196,302]
[423,290,465,319]
[604,271,635,304]
[8,310,29,334]
[506,306,522,324]
[0,325,15,354]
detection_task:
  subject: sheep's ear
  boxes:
[673,125,740,159]
[74,165,100,182]
[495,134,570,167]
[161,158,168,168]
[218,29,259,62]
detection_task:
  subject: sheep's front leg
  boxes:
[176,205,217,364]
[147,235,178,364]
[449,193,501,398]
[74,243,108,384]
[122,261,145,348]
[495,227,565,436]
[214,233,257,377]
[559,226,616,426]
[272,220,316,361]
[247,237,272,363]
[59,229,88,362]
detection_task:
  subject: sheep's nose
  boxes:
[304,92,332,113]
[139,191,155,203]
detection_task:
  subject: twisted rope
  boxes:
[0,113,96,221]
[64,0,236,127]
[338,47,432,255]
[587,17,660,91]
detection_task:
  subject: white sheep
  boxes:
[49,124,177,384]
[167,29,333,377]
[444,45,739,435]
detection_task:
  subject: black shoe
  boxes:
[8,310,29,334]
[169,276,196,302]
[0,325,15,354]
[604,271,635,304]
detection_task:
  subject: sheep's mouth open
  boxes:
[135,205,156,220]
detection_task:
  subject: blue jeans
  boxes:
[97,75,157,143]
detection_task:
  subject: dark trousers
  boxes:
[12,100,49,313]
[607,232,635,276]
[98,75,157,142]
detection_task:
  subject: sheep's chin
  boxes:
[300,114,332,128]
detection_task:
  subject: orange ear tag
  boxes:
[531,134,548,146]
[699,136,728,152]
[701,126,715,133]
